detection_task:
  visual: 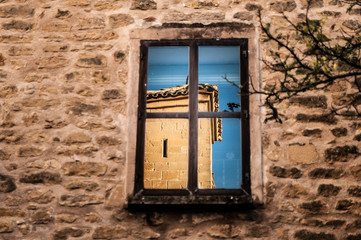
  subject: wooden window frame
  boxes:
[132,39,251,204]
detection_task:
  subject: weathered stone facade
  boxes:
[0,0,360,239]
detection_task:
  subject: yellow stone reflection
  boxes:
[144,84,222,189]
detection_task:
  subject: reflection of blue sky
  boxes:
[147,46,242,189]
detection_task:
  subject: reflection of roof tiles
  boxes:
[147,84,222,142]
[147,84,219,109]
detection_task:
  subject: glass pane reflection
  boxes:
[147,46,189,112]
[199,46,241,112]
[144,119,188,189]
[198,118,242,189]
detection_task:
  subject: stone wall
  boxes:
[0,0,360,239]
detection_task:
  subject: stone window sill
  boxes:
[127,194,254,211]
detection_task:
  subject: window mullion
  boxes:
[188,41,199,193]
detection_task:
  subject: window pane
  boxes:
[198,46,241,112]
[198,118,242,189]
[144,118,188,189]
[147,46,189,112]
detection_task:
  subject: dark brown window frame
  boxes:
[132,39,251,204]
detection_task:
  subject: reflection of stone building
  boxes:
[144,84,222,189]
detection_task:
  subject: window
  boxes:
[133,39,250,203]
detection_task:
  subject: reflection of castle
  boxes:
[144,84,222,189]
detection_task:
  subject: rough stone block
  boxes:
[336,199,355,211]
[294,230,335,240]
[78,17,105,30]
[354,133,361,141]
[114,51,125,63]
[55,213,78,223]
[109,14,134,28]
[301,0,324,9]
[67,32,103,41]
[0,5,34,18]
[20,171,61,184]
[2,20,33,31]
[184,0,219,9]
[325,145,358,163]
[93,225,128,239]
[55,9,72,19]
[105,186,124,207]
[0,130,20,144]
[346,234,361,240]
[287,144,318,164]
[168,228,187,239]
[76,53,107,68]
[318,184,341,197]
[308,168,344,179]
[43,44,69,52]
[206,224,233,238]
[270,0,297,13]
[62,70,84,82]
[31,210,52,224]
[63,132,91,145]
[351,165,361,180]
[17,146,42,157]
[67,101,101,116]
[0,219,13,233]
[269,166,302,178]
[331,127,347,137]
[26,190,55,204]
[282,184,308,198]
[131,0,157,10]
[0,85,17,98]
[163,12,225,22]
[85,212,102,223]
[94,1,122,11]
[323,220,345,229]
[36,55,69,69]
[59,194,103,207]
[346,219,361,230]
[96,136,121,146]
[296,113,337,124]
[300,218,323,227]
[65,180,100,191]
[0,174,16,193]
[101,89,124,100]
[91,70,110,85]
[63,161,107,177]
[42,21,72,32]
[66,0,91,6]
[131,228,161,239]
[245,3,263,11]
[348,186,361,197]
[0,34,32,43]
[4,197,20,207]
[290,96,327,108]
[302,129,322,137]
[56,145,98,156]
[342,20,361,31]
[246,225,270,238]
[0,208,25,217]
[233,11,253,21]
[0,149,10,160]
[52,227,89,240]
[298,200,329,214]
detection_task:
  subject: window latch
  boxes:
[242,50,248,59]
[242,110,249,119]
